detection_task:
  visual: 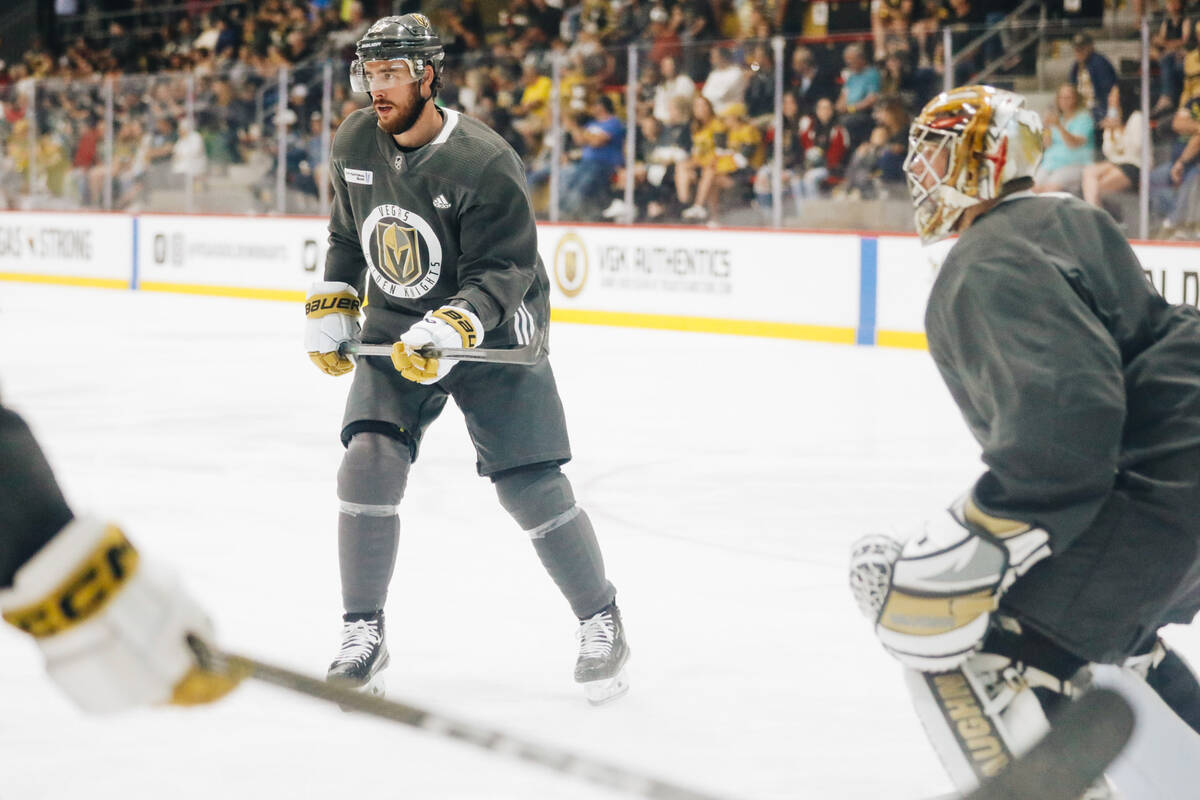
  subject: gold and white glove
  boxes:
[0,518,239,712]
[850,495,1051,672]
[305,281,361,376]
[391,305,483,384]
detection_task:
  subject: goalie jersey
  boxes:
[323,106,548,348]
[925,192,1200,552]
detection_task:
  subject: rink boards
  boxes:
[2,210,1199,349]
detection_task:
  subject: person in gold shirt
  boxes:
[682,102,763,221]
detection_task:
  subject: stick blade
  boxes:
[961,688,1134,800]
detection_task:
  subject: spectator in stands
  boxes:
[840,96,909,200]
[753,89,804,215]
[797,96,850,199]
[1069,32,1117,132]
[836,43,881,149]
[511,57,553,155]
[789,46,838,118]
[1033,83,1095,195]
[439,3,483,64]
[602,109,680,221]
[678,93,719,214]
[744,44,776,122]
[872,0,913,62]
[1149,86,1200,234]
[647,95,697,220]
[1152,0,1189,116]
[172,117,207,195]
[879,48,915,108]
[682,101,763,222]
[701,45,747,115]
[652,54,696,124]
[70,112,101,204]
[561,94,625,220]
[1082,82,1144,211]
[646,4,683,66]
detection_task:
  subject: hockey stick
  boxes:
[341,324,547,366]
[957,688,1134,800]
[187,636,735,800]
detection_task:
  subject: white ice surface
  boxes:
[4,283,1200,800]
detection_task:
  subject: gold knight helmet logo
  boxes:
[376,220,422,285]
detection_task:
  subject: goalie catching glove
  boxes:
[849,495,1051,672]
[305,281,362,376]
[391,305,483,384]
[0,518,240,712]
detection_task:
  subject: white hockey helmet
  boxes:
[903,85,1044,245]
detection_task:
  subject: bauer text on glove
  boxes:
[305,281,361,376]
[391,305,483,384]
[0,518,241,712]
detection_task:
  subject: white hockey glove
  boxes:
[0,518,240,713]
[391,305,483,384]
[305,281,361,377]
[849,495,1051,672]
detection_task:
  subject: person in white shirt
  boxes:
[700,46,746,112]
[1082,82,1144,208]
[652,55,695,124]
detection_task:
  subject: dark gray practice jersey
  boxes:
[926,193,1200,551]
[325,106,547,347]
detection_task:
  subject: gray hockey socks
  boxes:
[530,508,616,619]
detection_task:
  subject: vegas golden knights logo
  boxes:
[410,13,430,27]
[360,204,443,299]
[377,221,422,285]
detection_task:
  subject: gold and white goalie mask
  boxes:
[903,85,1044,245]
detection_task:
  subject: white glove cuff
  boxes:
[1,516,108,611]
[306,280,358,299]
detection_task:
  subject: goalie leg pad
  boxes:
[904,655,1051,793]
[1129,639,1200,735]
[337,433,410,614]
[1090,663,1200,800]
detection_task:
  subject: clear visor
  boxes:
[349,58,422,93]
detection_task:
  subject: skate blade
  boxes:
[333,671,386,712]
[583,667,629,706]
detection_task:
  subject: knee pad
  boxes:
[492,463,575,531]
[337,432,411,513]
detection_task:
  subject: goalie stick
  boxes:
[955,688,1134,800]
[187,636,733,800]
[340,324,548,366]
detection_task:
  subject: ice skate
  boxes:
[327,610,390,702]
[574,603,630,705]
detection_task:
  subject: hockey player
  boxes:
[850,85,1200,796]
[304,14,629,705]
[0,399,238,711]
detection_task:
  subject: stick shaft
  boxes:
[342,326,547,366]
[348,342,542,364]
[193,640,731,800]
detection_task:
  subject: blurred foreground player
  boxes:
[850,85,1200,797]
[304,14,629,705]
[0,399,238,711]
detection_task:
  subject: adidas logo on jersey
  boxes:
[432,194,451,209]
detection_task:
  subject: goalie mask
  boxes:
[903,85,1044,245]
[350,14,444,94]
